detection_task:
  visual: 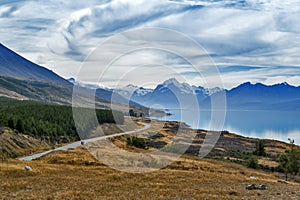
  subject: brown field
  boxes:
[0,147,299,200]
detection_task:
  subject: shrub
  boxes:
[247,156,259,169]
[127,136,146,149]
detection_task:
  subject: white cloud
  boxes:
[0,0,300,88]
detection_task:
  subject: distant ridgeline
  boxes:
[0,97,124,142]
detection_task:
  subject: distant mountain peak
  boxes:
[241,81,253,86]
[236,81,296,89]
[123,84,139,90]
[162,78,180,86]
[279,82,290,86]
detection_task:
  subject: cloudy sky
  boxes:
[0,0,300,89]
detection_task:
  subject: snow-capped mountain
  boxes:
[114,78,300,111]
[113,78,225,109]
[204,87,223,96]
[160,78,196,95]
[114,84,153,99]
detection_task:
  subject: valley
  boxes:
[0,43,299,200]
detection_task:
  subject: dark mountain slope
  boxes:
[0,43,70,85]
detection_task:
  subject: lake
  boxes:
[152,109,300,145]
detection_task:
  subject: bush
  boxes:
[127,136,146,149]
[246,156,259,169]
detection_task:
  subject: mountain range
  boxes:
[113,78,222,109]
[0,43,144,110]
[0,43,299,111]
[112,78,300,111]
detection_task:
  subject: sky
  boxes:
[0,0,300,89]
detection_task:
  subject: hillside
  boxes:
[0,44,146,112]
[0,118,299,199]
[0,98,124,148]
[0,43,69,85]
[0,127,50,158]
[0,147,299,199]
[0,76,73,104]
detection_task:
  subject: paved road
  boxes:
[19,122,150,161]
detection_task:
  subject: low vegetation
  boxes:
[126,136,147,149]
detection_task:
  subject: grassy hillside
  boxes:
[0,76,73,104]
[105,119,298,176]
[0,127,50,158]
[0,118,299,199]
[0,147,299,199]
[0,76,151,116]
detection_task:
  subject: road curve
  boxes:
[19,122,150,161]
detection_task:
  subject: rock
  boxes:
[257,184,266,190]
[246,184,256,190]
[24,166,32,171]
[246,184,267,190]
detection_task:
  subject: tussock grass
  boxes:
[0,147,299,199]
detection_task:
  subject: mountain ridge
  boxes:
[0,43,70,86]
[0,44,146,110]
[113,78,300,110]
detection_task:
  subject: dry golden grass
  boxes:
[258,158,279,168]
[0,147,299,200]
[0,129,50,158]
[1,118,298,199]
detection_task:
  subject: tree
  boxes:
[287,139,300,176]
[129,109,135,117]
[16,119,24,133]
[254,140,266,156]
[288,148,300,175]
[7,118,14,129]
[278,139,300,181]
[279,153,289,181]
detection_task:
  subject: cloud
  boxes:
[0,0,300,88]
[0,5,19,18]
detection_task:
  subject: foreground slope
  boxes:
[0,147,299,199]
